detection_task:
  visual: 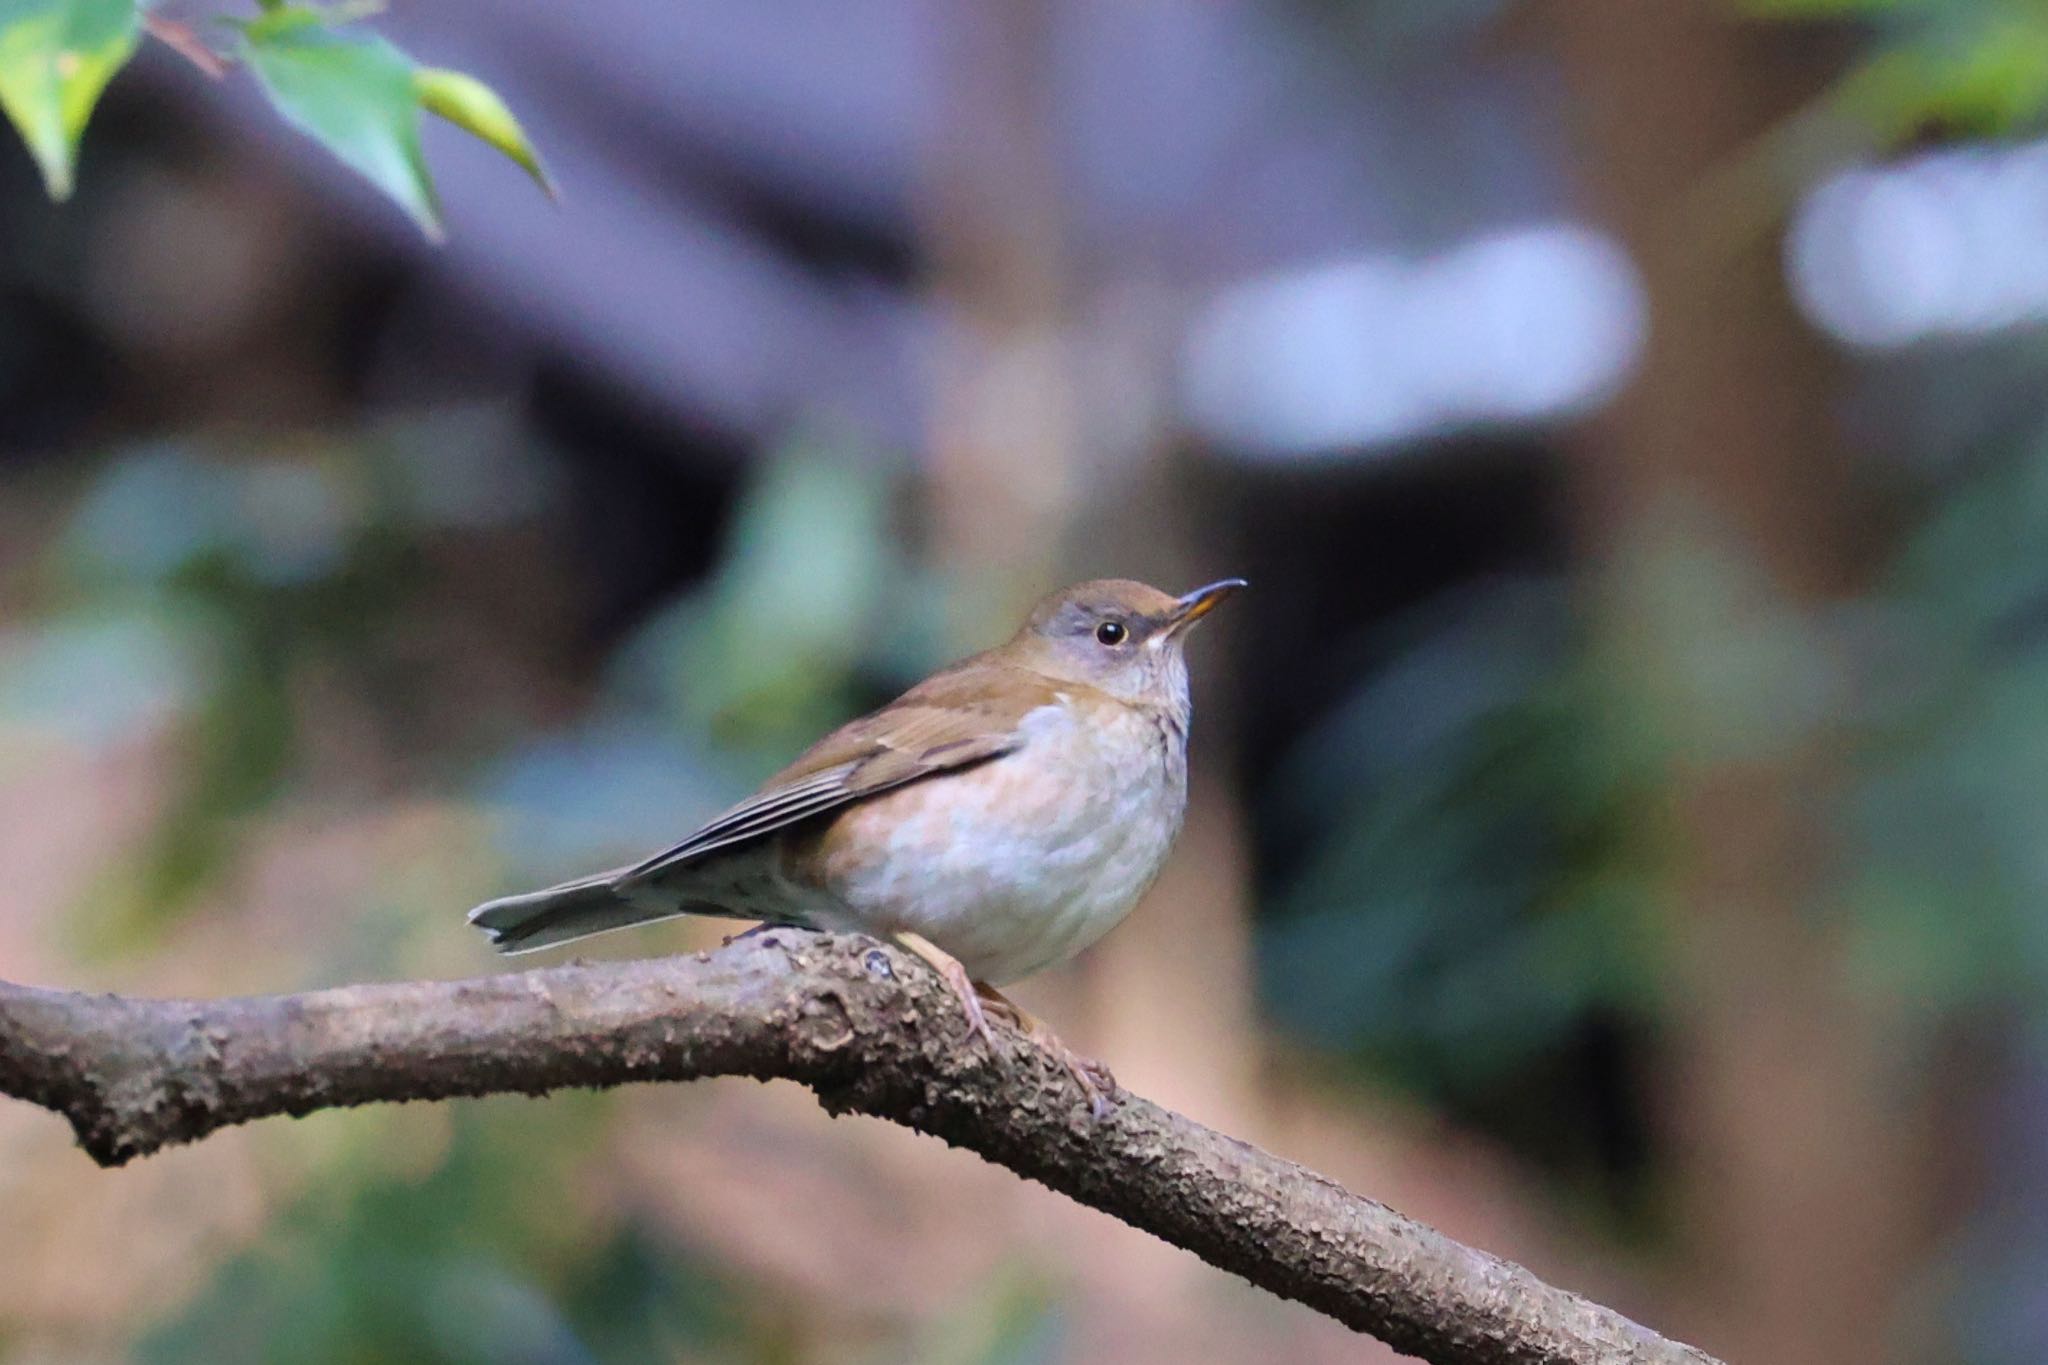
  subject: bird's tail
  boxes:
[468,872,675,954]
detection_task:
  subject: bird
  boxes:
[468,576,1244,1112]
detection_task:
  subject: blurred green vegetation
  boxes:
[5,422,1058,1361]
[16,1,2048,1361]
[137,1101,763,1365]
[1745,0,2048,138]
[1260,413,2048,1199]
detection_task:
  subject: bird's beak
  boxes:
[1164,578,1247,633]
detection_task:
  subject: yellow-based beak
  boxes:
[1165,578,1247,632]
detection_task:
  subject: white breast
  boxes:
[811,700,1187,985]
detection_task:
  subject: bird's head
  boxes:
[1007,577,1245,708]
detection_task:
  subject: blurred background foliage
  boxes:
[10,1,2048,1363]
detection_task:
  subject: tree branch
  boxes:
[0,931,1717,1365]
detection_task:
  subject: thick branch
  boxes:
[0,932,1717,1365]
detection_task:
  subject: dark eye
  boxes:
[1095,620,1128,646]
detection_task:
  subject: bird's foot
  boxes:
[974,984,1117,1119]
[893,931,998,1049]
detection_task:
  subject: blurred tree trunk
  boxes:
[1546,5,1932,1363]
[913,5,1264,1358]
[918,0,1074,624]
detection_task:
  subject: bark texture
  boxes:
[0,931,1718,1365]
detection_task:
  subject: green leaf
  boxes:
[415,66,553,197]
[237,9,554,239]
[238,8,444,238]
[0,0,139,199]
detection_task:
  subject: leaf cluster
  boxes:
[0,0,550,236]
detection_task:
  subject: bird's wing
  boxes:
[615,657,1061,884]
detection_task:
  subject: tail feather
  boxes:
[468,873,676,955]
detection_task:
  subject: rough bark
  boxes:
[0,930,1717,1365]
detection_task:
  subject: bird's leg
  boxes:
[892,931,998,1050]
[973,983,1117,1118]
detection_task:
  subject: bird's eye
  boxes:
[1095,620,1128,646]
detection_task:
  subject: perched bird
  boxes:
[469,577,1244,1110]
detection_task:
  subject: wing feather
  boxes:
[616,767,863,877]
[612,658,1063,887]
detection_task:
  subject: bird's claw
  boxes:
[954,980,999,1051]
[1056,1046,1117,1119]
[976,984,1116,1118]
[893,932,1000,1050]
[895,937,1117,1118]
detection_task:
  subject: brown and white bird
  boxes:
[469,577,1244,1108]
